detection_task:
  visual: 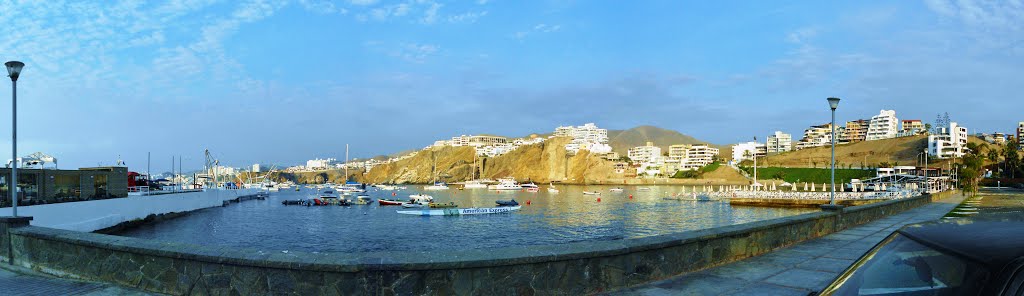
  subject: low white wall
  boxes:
[0,188,259,232]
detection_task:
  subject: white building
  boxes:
[627,142,662,164]
[928,122,968,159]
[866,110,899,141]
[732,142,766,162]
[668,144,719,170]
[1018,122,1024,141]
[796,124,833,150]
[305,158,335,170]
[251,164,260,173]
[554,123,611,154]
[766,131,792,153]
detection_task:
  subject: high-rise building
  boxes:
[928,122,968,159]
[668,144,719,170]
[766,131,792,153]
[866,110,899,141]
[844,119,869,142]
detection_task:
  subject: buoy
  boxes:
[597,198,601,202]
[526,200,532,205]
[629,194,633,199]
[392,192,396,196]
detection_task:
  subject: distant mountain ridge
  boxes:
[606,125,716,155]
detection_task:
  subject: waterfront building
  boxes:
[731,142,766,162]
[766,131,792,153]
[866,110,899,141]
[305,158,335,171]
[628,142,662,164]
[796,123,833,150]
[554,123,611,154]
[0,166,128,206]
[928,122,969,159]
[844,119,869,143]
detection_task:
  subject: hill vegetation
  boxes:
[757,135,978,168]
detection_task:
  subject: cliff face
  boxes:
[356,137,619,184]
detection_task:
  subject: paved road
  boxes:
[0,265,155,296]
[608,193,966,295]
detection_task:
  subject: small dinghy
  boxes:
[401,202,425,208]
[495,199,519,207]
[609,187,624,192]
[378,199,404,206]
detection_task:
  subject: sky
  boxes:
[0,0,1021,171]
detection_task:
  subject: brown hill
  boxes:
[760,135,987,168]
[607,125,720,154]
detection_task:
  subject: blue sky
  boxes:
[0,0,1021,171]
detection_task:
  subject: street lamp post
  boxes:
[5,61,23,217]
[827,97,841,208]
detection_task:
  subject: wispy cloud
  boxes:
[349,0,379,6]
[447,10,488,24]
[513,23,562,40]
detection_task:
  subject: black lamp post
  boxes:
[5,61,22,217]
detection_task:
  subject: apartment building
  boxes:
[1018,122,1024,141]
[844,119,869,142]
[797,123,833,150]
[766,131,792,153]
[901,120,924,135]
[731,142,766,162]
[628,142,662,164]
[555,123,612,154]
[866,110,899,141]
[667,144,719,170]
[928,122,969,159]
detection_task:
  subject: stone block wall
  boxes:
[1,192,951,295]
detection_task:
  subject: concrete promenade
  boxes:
[0,264,155,295]
[609,193,965,295]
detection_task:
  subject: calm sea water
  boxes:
[116,185,816,253]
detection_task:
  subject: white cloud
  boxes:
[349,0,379,6]
[420,1,442,24]
[513,23,562,40]
[447,10,488,23]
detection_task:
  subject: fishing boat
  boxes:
[609,187,624,192]
[488,177,522,190]
[396,206,522,216]
[495,199,519,206]
[582,191,601,195]
[428,202,458,208]
[378,199,404,206]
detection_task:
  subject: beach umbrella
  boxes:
[811,183,816,191]
[803,182,808,191]
[881,183,887,191]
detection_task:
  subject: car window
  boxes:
[819,234,988,296]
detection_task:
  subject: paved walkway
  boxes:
[609,193,966,295]
[0,264,156,295]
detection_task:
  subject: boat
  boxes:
[424,182,450,190]
[282,199,305,205]
[488,177,522,190]
[521,182,539,189]
[428,202,458,208]
[410,194,434,204]
[463,180,488,189]
[547,183,559,193]
[354,195,372,205]
[378,199,404,206]
[582,191,601,195]
[495,199,519,206]
[401,202,425,208]
[525,187,539,192]
[638,187,651,191]
[609,187,624,192]
[396,206,522,216]
[375,184,398,191]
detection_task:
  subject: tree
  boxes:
[959,142,985,196]
[1004,140,1022,178]
[924,123,932,134]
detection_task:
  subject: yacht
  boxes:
[409,194,434,204]
[488,177,523,190]
[521,182,539,189]
[463,180,488,189]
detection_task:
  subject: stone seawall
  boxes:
[0,191,956,295]
[729,198,880,208]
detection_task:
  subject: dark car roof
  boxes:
[898,214,1024,269]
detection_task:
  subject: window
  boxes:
[820,234,988,295]
[93,175,108,198]
[54,175,81,198]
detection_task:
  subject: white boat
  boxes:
[410,194,434,204]
[424,182,449,190]
[547,183,559,193]
[397,206,522,216]
[463,180,488,189]
[582,191,601,195]
[488,178,522,190]
[521,182,539,189]
[376,184,398,191]
[638,187,651,191]
[609,187,624,192]
[401,203,425,208]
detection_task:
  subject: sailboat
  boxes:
[463,152,488,189]
[337,144,364,194]
[424,151,449,190]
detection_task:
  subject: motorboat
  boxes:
[609,187,624,192]
[488,177,522,190]
[401,202,425,208]
[495,199,519,207]
[424,182,450,190]
[638,187,651,191]
[521,182,539,189]
[375,184,398,191]
[525,187,539,192]
[378,199,404,206]
[582,191,601,195]
[410,194,434,204]
[354,195,372,205]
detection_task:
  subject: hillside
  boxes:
[607,125,722,154]
[760,135,988,168]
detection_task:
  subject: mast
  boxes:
[345,144,349,183]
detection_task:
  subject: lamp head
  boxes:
[827,97,840,110]
[5,61,24,81]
